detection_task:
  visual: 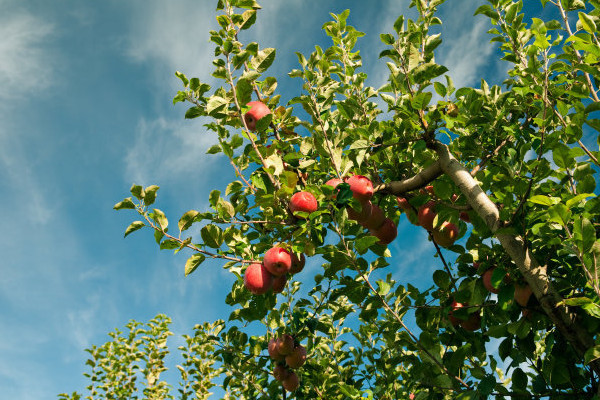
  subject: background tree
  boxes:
[64,0,600,398]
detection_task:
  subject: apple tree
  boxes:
[64,0,600,398]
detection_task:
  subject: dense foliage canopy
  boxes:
[62,0,600,398]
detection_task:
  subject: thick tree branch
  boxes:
[374,160,442,195]
[431,140,600,376]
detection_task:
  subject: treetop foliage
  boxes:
[64,0,600,398]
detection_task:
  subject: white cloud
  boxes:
[124,1,216,93]
[125,116,221,186]
[0,5,54,100]
[437,0,497,90]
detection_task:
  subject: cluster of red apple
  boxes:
[397,186,461,248]
[447,263,534,331]
[326,175,398,245]
[243,247,306,295]
[268,334,307,392]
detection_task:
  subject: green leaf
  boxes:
[185,106,204,119]
[206,96,228,116]
[178,210,199,233]
[585,345,600,364]
[184,253,206,276]
[528,195,560,206]
[124,221,145,237]
[201,224,224,248]
[566,193,595,209]
[206,144,222,154]
[512,368,528,391]
[175,71,189,87]
[578,12,596,33]
[434,82,447,97]
[250,48,276,73]
[143,185,160,206]
[547,203,571,227]
[160,239,180,250]
[552,143,574,169]
[239,10,256,30]
[113,198,136,210]
[355,236,380,254]
[376,280,391,296]
[130,184,144,200]
[433,270,450,289]
[236,78,253,106]
[151,208,168,230]
[411,92,433,110]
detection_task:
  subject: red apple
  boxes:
[272,274,287,293]
[273,364,290,382]
[282,371,299,391]
[347,200,372,224]
[432,221,458,248]
[451,193,458,202]
[285,345,307,369]
[345,175,374,202]
[514,284,533,307]
[461,311,481,331]
[264,247,292,276]
[243,263,273,295]
[244,101,271,131]
[397,196,411,212]
[290,252,306,274]
[268,338,285,361]
[419,185,435,196]
[448,300,464,327]
[289,191,318,217]
[364,203,386,230]
[325,178,343,189]
[459,211,471,223]
[417,201,437,231]
[277,334,295,356]
[409,394,415,400]
[370,218,397,245]
[482,268,499,294]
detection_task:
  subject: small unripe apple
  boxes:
[370,218,397,245]
[347,200,372,224]
[268,338,285,362]
[244,101,271,132]
[272,274,287,293]
[514,284,533,307]
[345,175,374,202]
[264,247,292,276]
[277,334,295,356]
[282,370,299,391]
[243,263,273,295]
[397,196,411,212]
[285,345,307,369]
[364,203,386,230]
[417,201,437,231]
[432,221,458,248]
[289,191,318,217]
[289,252,306,274]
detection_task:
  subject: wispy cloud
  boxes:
[125,116,221,186]
[0,4,54,101]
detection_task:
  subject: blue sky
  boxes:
[0,0,536,398]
